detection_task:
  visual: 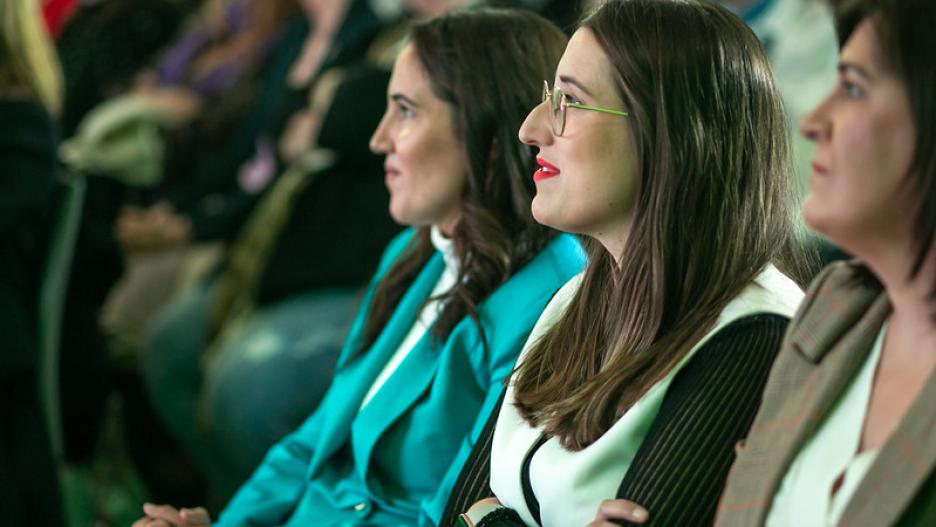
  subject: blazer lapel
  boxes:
[766,290,891,496]
[838,359,936,526]
[351,331,442,488]
[719,263,890,525]
[309,254,445,470]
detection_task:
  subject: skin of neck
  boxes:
[860,231,936,351]
[592,218,632,268]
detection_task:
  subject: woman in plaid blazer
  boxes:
[714,0,936,525]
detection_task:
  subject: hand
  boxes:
[116,202,192,252]
[278,109,320,164]
[461,497,504,526]
[586,499,649,526]
[140,87,203,125]
[132,503,211,527]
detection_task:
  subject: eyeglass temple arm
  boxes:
[566,102,629,117]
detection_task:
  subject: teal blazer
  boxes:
[216,229,585,526]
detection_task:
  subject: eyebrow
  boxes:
[838,62,875,82]
[558,74,596,98]
[390,93,419,107]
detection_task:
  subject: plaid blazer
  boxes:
[716,261,936,527]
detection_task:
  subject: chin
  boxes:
[388,204,409,226]
[530,203,552,228]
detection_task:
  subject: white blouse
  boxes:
[489,266,805,527]
[359,227,459,410]
[766,323,887,527]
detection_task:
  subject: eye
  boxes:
[839,78,866,99]
[397,102,415,119]
[564,93,583,106]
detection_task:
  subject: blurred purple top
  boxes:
[154,0,280,99]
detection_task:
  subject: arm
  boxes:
[217,228,417,526]
[417,343,515,527]
[214,408,325,526]
[608,314,789,526]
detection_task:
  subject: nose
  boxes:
[519,100,553,147]
[799,93,832,143]
[369,111,392,154]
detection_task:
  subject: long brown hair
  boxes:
[512,0,816,450]
[354,9,568,356]
[833,0,936,302]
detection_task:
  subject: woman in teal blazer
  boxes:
[134,9,582,527]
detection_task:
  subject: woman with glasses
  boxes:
[133,8,583,527]
[455,1,815,526]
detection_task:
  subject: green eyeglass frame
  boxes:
[542,80,628,136]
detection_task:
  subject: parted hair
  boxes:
[512,0,816,450]
[834,0,936,302]
[0,0,63,114]
[354,8,568,356]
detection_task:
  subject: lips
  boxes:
[811,161,828,175]
[534,157,560,182]
[384,162,400,187]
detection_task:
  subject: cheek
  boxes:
[807,111,915,240]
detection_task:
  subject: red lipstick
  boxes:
[534,157,560,182]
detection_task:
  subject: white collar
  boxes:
[430,226,460,274]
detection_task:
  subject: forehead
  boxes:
[841,18,888,73]
[556,28,617,99]
[388,44,432,95]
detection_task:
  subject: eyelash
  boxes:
[396,102,414,119]
[839,78,865,99]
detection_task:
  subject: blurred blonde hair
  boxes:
[0,0,63,114]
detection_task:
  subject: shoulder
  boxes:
[0,98,57,153]
[372,228,419,275]
[789,259,880,326]
[481,235,585,316]
[694,314,790,364]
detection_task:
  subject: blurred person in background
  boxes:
[0,0,65,524]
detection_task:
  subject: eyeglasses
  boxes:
[542,80,629,136]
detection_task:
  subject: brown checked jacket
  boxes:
[716,260,936,527]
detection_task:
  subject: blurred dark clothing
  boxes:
[255,66,401,306]
[57,0,191,137]
[0,98,64,527]
[152,0,388,244]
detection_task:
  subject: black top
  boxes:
[0,98,57,377]
[57,0,185,136]
[0,97,64,526]
[443,314,790,527]
[255,66,402,304]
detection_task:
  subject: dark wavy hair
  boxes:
[833,0,936,301]
[355,9,568,356]
[512,0,817,450]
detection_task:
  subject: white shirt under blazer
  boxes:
[489,265,805,527]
